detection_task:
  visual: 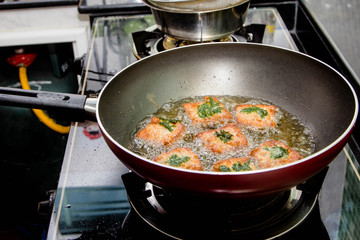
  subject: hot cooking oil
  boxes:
[129,95,315,171]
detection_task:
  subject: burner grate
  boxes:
[132,24,266,59]
[121,171,326,239]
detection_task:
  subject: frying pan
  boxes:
[0,43,358,198]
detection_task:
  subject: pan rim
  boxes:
[142,0,250,14]
[96,42,359,176]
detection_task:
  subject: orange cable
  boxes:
[19,66,70,134]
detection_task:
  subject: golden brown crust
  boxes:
[183,96,232,127]
[136,117,186,146]
[153,148,203,170]
[235,104,277,128]
[196,123,248,154]
[250,140,302,168]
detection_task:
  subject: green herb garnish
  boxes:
[240,106,268,119]
[232,160,252,171]
[218,160,252,172]
[159,118,181,132]
[264,146,289,159]
[214,130,233,143]
[218,165,231,172]
[197,97,223,118]
[167,154,190,167]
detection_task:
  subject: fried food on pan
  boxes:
[250,140,302,168]
[183,96,232,127]
[153,148,203,170]
[235,104,277,128]
[196,123,247,154]
[213,157,257,172]
[136,117,186,146]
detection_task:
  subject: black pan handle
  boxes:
[0,87,95,122]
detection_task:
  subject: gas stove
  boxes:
[47,1,360,240]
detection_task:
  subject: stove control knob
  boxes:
[38,190,56,218]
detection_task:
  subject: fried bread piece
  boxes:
[250,140,302,169]
[235,104,277,128]
[183,96,232,127]
[213,157,257,172]
[136,117,186,146]
[196,123,248,154]
[153,148,203,170]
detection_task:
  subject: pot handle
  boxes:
[0,87,95,122]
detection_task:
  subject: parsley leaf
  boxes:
[218,160,252,172]
[240,106,268,119]
[264,146,289,159]
[159,118,181,132]
[218,165,231,172]
[232,160,252,171]
[214,130,233,143]
[197,97,223,118]
[167,154,190,167]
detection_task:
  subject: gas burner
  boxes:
[132,24,265,59]
[147,34,245,56]
[121,171,326,239]
[161,35,241,50]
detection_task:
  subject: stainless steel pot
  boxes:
[142,0,250,42]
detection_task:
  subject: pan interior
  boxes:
[98,43,356,157]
